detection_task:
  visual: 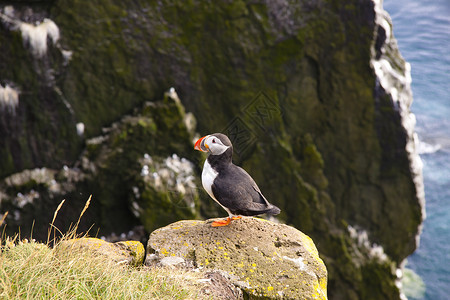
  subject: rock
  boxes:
[146,218,327,300]
[56,237,145,266]
[0,93,203,240]
[160,256,185,268]
[0,166,87,239]
[199,271,244,300]
[74,93,203,234]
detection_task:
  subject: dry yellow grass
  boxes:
[0,238,203,299]
[0,197,207,299]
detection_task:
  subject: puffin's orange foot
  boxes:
[211,217,231,227]
[211,216,242,227]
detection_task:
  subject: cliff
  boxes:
[0,1,424,299]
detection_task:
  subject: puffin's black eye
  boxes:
[212,139,216,143]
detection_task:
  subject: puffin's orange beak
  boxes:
[194,135,209,152]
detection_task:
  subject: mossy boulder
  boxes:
[147,218,328,299]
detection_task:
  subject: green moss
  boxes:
[138,187,197,233]
[80,97,201,233]
[0,149,15,177]
[360,261,399,300]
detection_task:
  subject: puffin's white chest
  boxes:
[202,159,218,200]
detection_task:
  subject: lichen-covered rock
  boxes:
[146,218,328,300]
[56,237,145,266]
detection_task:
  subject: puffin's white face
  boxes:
[195,135,230,155]
[204,135,230,155]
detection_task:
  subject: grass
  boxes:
[0,239,202,299]
[0,197,206,299]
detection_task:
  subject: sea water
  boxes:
[383,0,450,299]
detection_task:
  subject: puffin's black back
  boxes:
[206,133,281,216]
[211,164,281,216]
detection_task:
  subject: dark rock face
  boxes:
[0,5,81,177]
[0,93,203,240]
[0,1,424,299]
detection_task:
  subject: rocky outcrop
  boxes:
[146,217,328,300]
[0,92,204,239]
[0,1,424,299]
[56,238,145,266]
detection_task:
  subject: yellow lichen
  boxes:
[301,234,323,264]
[120,240,145,265]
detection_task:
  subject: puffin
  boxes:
[194,133,281,227]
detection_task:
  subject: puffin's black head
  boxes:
[194,133,232,156]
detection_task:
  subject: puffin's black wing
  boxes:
[211,165,280,216]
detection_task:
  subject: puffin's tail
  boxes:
[265,204,281,215]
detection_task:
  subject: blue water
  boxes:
[384,0,450,299]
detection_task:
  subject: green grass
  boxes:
[0,197,205,299]
[0,237,203,299]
